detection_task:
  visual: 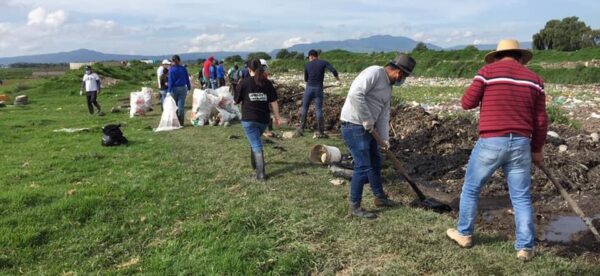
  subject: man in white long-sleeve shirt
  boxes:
[156,59,171,108]
[340,53,416,219]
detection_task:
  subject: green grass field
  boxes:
[268,48,600,84]
[1,68,599,274]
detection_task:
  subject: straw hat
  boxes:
[484,39,532,64]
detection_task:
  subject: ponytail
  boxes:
[247,59,265,86]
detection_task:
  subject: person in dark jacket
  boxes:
[234,59,281,181]
[294,49,341,138]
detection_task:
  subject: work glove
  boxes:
[79,90,83,96]
[362,120,374,131]
[166,92,172,97]
[381,140,390,151]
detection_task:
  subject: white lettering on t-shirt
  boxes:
[248,93,267,102]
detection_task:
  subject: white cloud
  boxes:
[191,33,226,44]
[233,37,259,50]
[89,19,115,29]
[282,37,310,48]
[473,39,492,45]
[186,34,259,52]
[27,7,45,25]
[27,7,66,28]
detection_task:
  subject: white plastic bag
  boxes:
[154,96,182,132]
[213,86,241,124]
[191,89,218,126]
[130,87,154,118]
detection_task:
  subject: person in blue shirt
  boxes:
[294,49,340,138]
[209,59,218,89]
[217,60,226,87]
[167,55,191,126]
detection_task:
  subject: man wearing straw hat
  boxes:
[340,53,416,219]
[446,39,548,261]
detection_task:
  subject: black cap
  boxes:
[388,53,416,76]
[85,65,92,70]
[308,49,318,57]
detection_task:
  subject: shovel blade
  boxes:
[416,198,452,213]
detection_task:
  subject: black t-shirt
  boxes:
[234,78,278,124]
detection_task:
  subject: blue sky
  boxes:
[0,0,598,57]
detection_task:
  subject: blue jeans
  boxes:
[242,121,268,153]
[301,85,324,119]
[341,122,385,204]
[171,86,187,123]
[457,135,534,250]
[159,89,167,106]
[210,79,217,90]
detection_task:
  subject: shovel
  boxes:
[538,164,600,242]
[370,130,452,213]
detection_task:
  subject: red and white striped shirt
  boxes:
[462,59,548,152]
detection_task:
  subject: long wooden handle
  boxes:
[370,130,427,200]
[539,165,600,242]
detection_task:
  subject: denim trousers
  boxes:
[301,85,324,119]
[457,135,534,250]
[159,89,167,106]
[171,86,187,123]
[341,122,385,204]
[242,120,268,153]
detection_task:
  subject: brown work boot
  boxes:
[446,228,473,248]
[517,249,534,262]
[349,202,377,219]
[374,195,400,207]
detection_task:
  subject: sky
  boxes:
[0,0,598,57]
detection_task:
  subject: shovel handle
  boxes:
[370,129,427,200]
[538,164,600,242]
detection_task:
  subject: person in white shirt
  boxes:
[156,59,170,108]
[80,66,102,115]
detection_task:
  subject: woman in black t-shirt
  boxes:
[234,59,281,181]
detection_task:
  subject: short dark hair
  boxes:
[308,49,318,57]
[495,51,522,61]
[171,55,181,62]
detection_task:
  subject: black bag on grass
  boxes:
[101,124,128,146]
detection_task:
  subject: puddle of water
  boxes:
[481,209,508,223]
[541,214,600,243]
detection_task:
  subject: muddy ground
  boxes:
[275,83,600,261]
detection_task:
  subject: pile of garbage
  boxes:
[276,82,600,197]
[130,87,154,117]
[189,87,241,126]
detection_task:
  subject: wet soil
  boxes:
[276,82,600,261]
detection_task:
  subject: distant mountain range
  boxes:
[0,35,533,65]
[283,35,443,54]
[446,41,533,51]
[0,49,251,65]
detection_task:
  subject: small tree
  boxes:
[224,55,243,63]
[275,49,290,59]
[413,42,428,52]
[533,16,598,51]
[463,45,479,52]
[247,52,272,61]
